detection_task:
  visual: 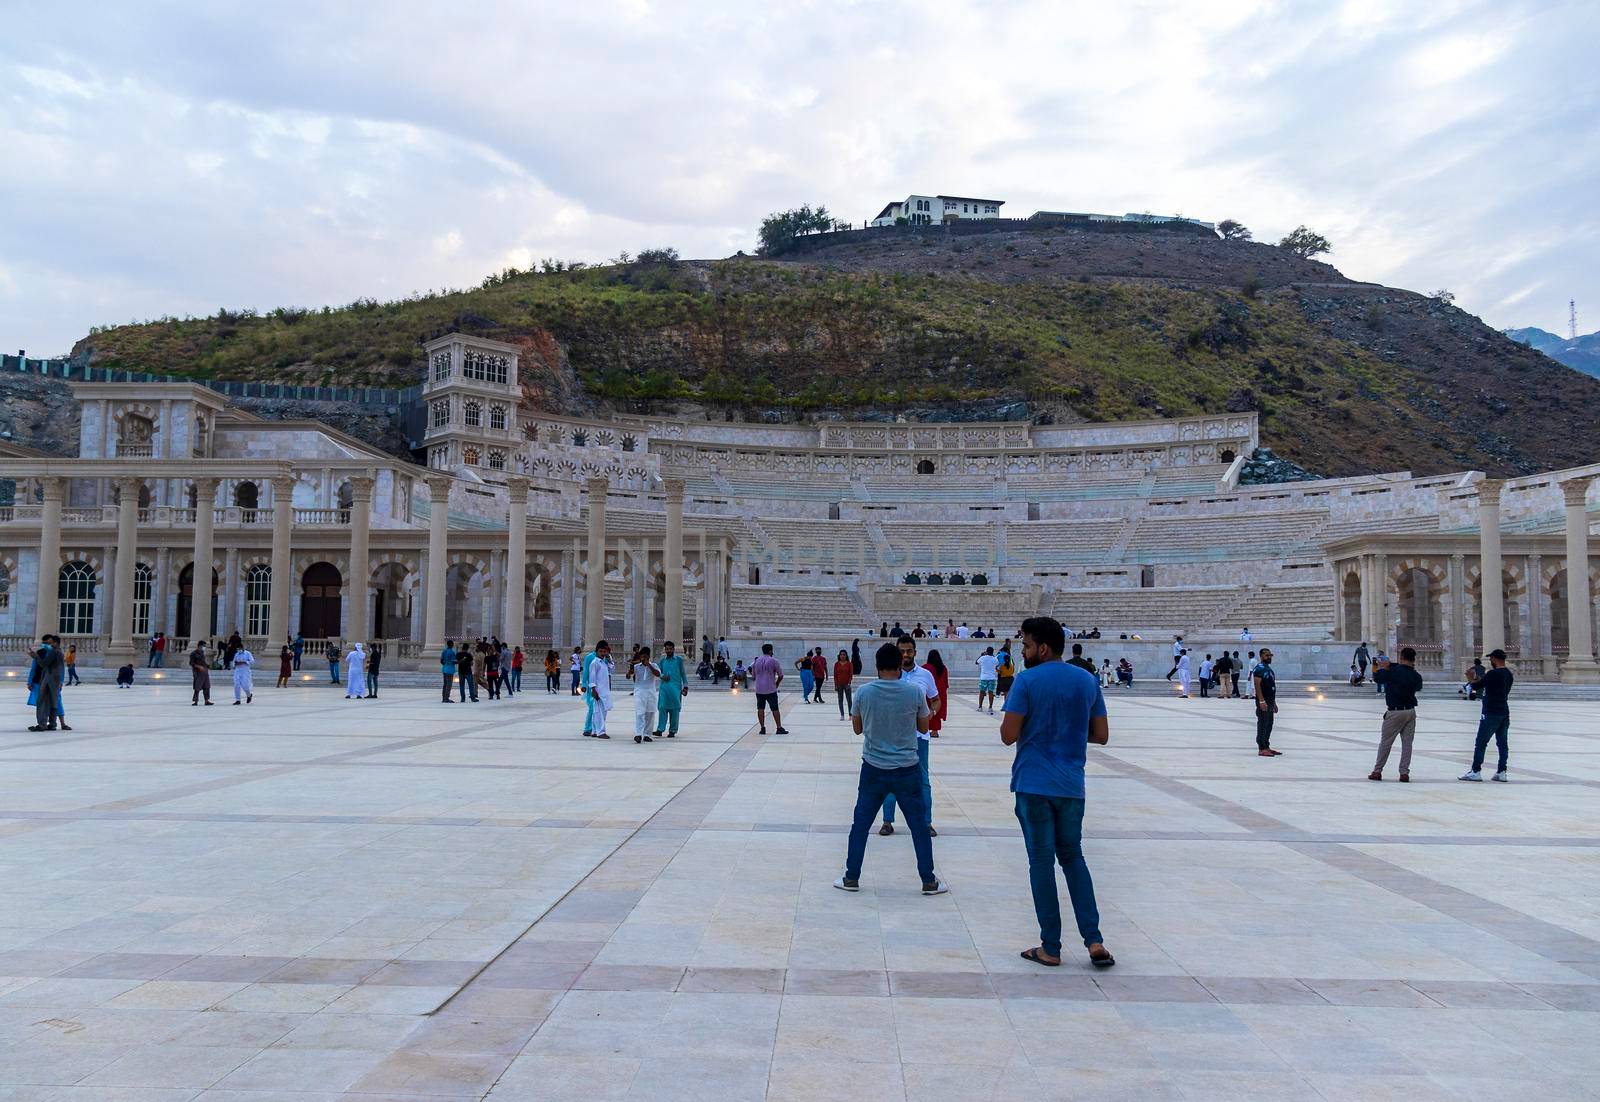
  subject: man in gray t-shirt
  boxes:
[836,643,946,895]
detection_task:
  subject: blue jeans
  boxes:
[1472,712,1509,773]
[847,761,934,883]
[329,659,340,684]
[881,738,931,825]
[458,671,477,701]
[1015,793,1102,956]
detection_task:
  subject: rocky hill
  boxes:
[67,226,1600,478]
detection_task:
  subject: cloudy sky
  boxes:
[3,0,1597,356]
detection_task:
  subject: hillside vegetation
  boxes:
[70,228,1600,478]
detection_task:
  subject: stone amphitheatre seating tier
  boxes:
[1234,583,1335,629]
[1124,510,1329,559]
[1050,585,1243,635]
[878,522,998,567]
[749,518,874,549]
[715,472,847,501]
[1003,520,1126,565]
[729,585,863,633]
[858,481,1004,504]
[869,586,1038,633]
[1316,514,1441,543]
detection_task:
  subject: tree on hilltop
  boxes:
[1278,225,1331,259]
[1217,219,1252,241]
[758,205,838,256]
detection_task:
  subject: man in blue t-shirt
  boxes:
[1001,616,1114,969]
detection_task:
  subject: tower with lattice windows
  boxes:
[419,333,522,472]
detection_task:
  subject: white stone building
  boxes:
[870,194,1005,226]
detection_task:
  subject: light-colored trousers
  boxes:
[232,667,253,701]
[1374,708,1416,773]
[635,698,657,740]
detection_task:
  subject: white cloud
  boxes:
[0,0,1595,355]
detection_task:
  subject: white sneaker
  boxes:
[921,878,949,895]
[1459,770,1482,781]
[1492,771,1508,782]
[833,876,859,892]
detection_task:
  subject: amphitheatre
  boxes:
[1,226,1599,1100]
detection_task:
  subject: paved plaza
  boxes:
[0,677,1597,1100]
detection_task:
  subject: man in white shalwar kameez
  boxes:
[587,641,614,738]
[1176,649,1192,699]
[345,643,367,699]
[231,647,255,704]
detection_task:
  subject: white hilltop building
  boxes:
[870,194,1005,226]
[1,328,1598,682]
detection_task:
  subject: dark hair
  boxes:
[1400,646,1417,662]
[596,639,609,651]
[663,639,675,648]
[926,649,946,676]
[762,643,774,654]
[898,635,916,652]
[1071,643,1083,656]
[875,643,902,671]
[1020,616,1065,657]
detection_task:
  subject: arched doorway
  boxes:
[176,562,219,637]
[1341,570,1361,641]
[371,562,411,639]
[300,562,343,639]
[444,562,483,640]
[1396,566,1441,645]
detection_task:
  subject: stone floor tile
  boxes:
[1195,976,1328,1005]
[765,1055,905,1101]
[1092,975,1217,1003]
[398,1014,544,1055]
[782,968,889,996]
[212,1047,388,1093]
[80,1044,258,1089]
[162,956,296,983]
[346,1049,514,1097]
[572,964,686,992]
[1303,978,1442,1008]
[1405,979,1560,1009]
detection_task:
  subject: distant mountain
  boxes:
[1505,326,1600,379]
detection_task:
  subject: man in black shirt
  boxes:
[1461,649,1513,782]
[1067,643,1096,674]
[1252,649,1279,756]
[1369,647,1424,781]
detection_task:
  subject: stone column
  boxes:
[1372,552,1388,650]
[561,545,577,647]
[630,549,647,647]
[504,477,529,649]
[345,475,374,643]
[268,475,295,647]
[1560,478,1599,683]
[423,475,451,651]
[32,478,64,638]
[583,477,608,647]
[1447,553,1465,671]
[153,546,170,633]
[105,476,142,665]
[187,477,218,640]
[223,546,241,636]
[1477,479,1505,653]
[663,477,684,649]
[1526,553,1544,661]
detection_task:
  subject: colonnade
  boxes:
[1338,476,1598,683]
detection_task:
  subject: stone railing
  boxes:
[115,444,154,458]
[293,508,351,525]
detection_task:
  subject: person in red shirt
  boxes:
[510,646,525,693]
[924,650,950,737]
[810,648,828,703]
[833,649,854,719]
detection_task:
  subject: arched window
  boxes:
[235,481,259,510]
[132,562,155,636]
[489,405,507,431]
[432,351,451,381]
[572,430,587,447]
[245,564,272,636]
[1219,448,1237,464]
[0,562,11,610]
[489,355,508,385]
[487,450,506,471]
[463,400,482,428]
[58,561,97,634]
[916,459,936,475]
[523,422,537,441]
[620,434,636,453]
[463,446,481,466]
[431,400,449,429]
